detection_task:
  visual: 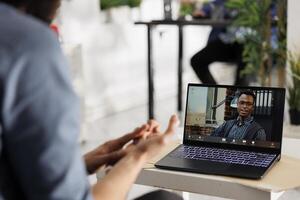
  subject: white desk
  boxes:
[97,137,300,200]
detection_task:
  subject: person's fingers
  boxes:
[153,126,161,134]
[127,124,149,139]
[135,115,178,153]
[140,115,179,141]
[133,119,160,141]
[164,115,179,137]
[132,120,161,144]
[105,124,149,152]
[147,119,161,133]
[85,126,146,166]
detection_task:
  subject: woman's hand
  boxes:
[92,115,179,200]
[84,118,164,174]
[130,115,179,161]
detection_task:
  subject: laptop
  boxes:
[155,84,285,179]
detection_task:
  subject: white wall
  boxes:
[58,0,210,121]
[287,0,300,53]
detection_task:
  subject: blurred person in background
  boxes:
[190,0,247,85]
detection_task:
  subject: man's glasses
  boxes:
[238,101,254,107]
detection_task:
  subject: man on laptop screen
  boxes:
[155,84,285,179]
[184,86,282,148]
[211,90,266,141]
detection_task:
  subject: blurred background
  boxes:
[59,0,208,121]
[56,0,299,118]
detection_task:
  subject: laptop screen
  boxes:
[184,84,285,149]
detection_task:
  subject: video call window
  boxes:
[184,86,283,149]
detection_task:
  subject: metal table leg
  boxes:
[147,24,154,119]
[178,25,183,113]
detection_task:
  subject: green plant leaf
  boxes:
[100,0,141,10]
[288,52,300,110]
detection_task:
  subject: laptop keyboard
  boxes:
[170,145,276,168]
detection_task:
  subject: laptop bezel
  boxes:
[183,83,285,155]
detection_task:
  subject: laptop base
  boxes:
[155,145,279,179]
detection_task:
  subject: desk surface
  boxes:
[135,19,232,26]
[143,141,300,194]
[97,139,300,199]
